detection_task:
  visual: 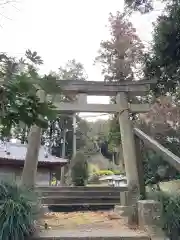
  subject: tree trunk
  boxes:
[21,89,45,188]
[60,129,66,185]
[21,125,41,188]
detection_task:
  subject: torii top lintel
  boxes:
[57,79,156,96]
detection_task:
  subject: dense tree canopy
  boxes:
[46,60,89,159]
[96,11,144,82]
[124,0,154,13]
[95,11,144,150]
[59,59,88,81]
[0,50,59,136]
[0,50,90,159]
[144,1,180,95]
[93,2,180,182]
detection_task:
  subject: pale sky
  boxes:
[0,0,162,120]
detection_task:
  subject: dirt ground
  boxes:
[37,210,145,234]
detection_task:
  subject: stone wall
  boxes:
[0,166,51,186]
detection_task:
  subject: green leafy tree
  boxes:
[124,0,154,13]
[137,97,180,182]
[20,50,60,188]
[59,59,87,81]
[46,59,88,159]
[95,11,144,157]
[0,51,57,134]
[95,12,144,82]
[71,151,88,186]
[144,1,180,95]
[40,60,89,183]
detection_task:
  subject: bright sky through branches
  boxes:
[0,0,162,120]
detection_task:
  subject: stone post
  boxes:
[116,92,140,225]
[138,200,165,239]
[72,113,76,158]
[134,135,146,199]
[60,129,66,185]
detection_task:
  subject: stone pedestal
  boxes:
[120,191,128,206]
[138,200,165,239]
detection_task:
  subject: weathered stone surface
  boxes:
[32,229,150,240]
[39,205,49,216]
[138,200,165,238]
[114,205,130,217]
[120,191,128,206]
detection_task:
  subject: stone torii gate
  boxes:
[54,79,155,224]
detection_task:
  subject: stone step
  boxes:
[41,197,120,205]
[36,186,127,192]
[33,229,150,240]
[38,191,122,197]
[42,202,117,206]
[41,195,121,200]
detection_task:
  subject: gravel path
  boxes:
[36,210,150,239]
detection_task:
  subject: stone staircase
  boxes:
[36,187,161,239]
[37,186,127,206]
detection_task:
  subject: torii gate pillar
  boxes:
[116,92,140,225]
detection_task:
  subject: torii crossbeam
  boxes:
[54,79,156,113]
[56,79,156,96]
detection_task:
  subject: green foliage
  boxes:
[108,115,121,146]
[149,190,180,239]
[0,51,59,133]
[94,170,114,176]
[58,59,87,81]
[0,181,39,240]
[142,149,179,184]
[89,169,124,184]
[95,11,144,151]
[95,12,144,82]
[113,169,124,175]
[71,151,89,186]
[144,1,180,95]
[43,60,89,159]
[25,49,43,65]
[124,0,154,13]
[88,170,113,184]
[93,169,124,177]
[1,76,57,130]
[88,163,100,175]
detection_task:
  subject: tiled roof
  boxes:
[0,142,68,163]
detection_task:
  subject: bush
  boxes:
[71,151,89,186]
[93,169,124,177]
[88,170,113,184]
[148,189,180,240]
[113,169,124,175]
[143,150,179,183]
[0,181,39,240]
[88,169,125,184]
[161,192,180,239]
[88,164,99,175]
[93,170,114,177]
